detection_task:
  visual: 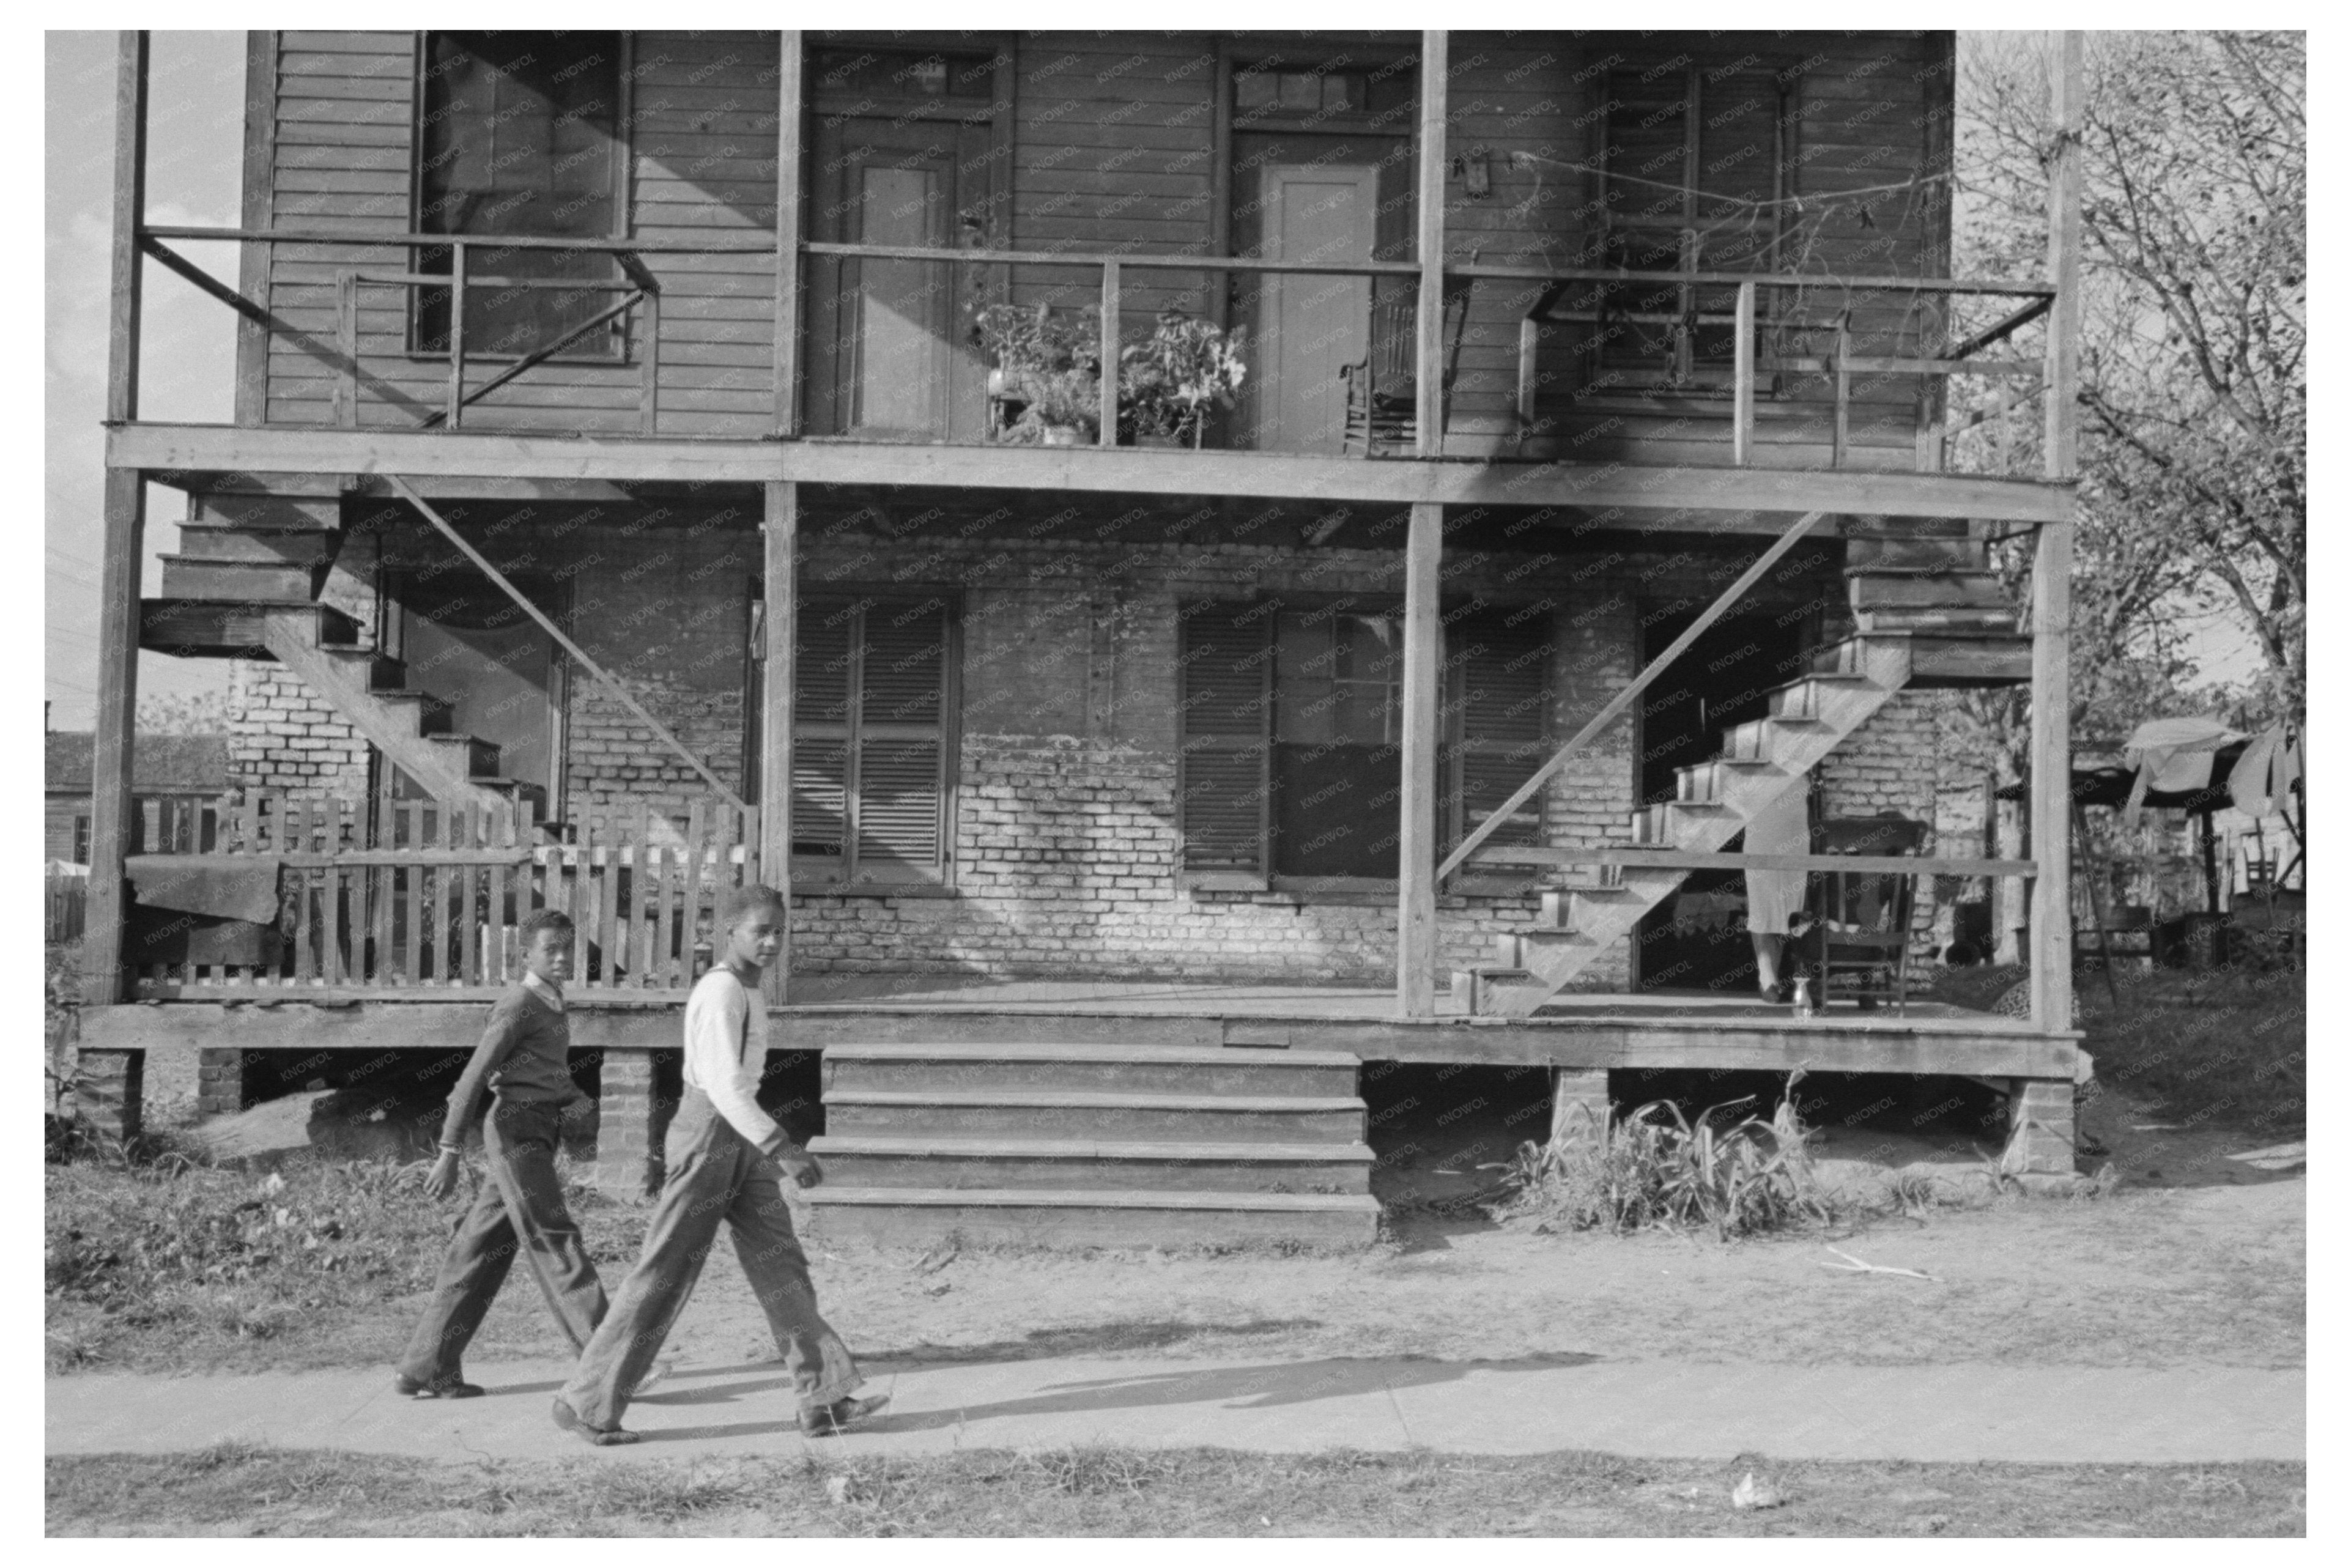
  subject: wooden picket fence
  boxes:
[127,793,761,999]
[45,868,87,944]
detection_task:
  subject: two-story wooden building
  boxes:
[77,29,2087,1243]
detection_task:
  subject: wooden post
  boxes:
[86,32,149,1006]
[1098,259,1120,446]
[760,481,799,1003]
[1731,279,1755,466]
[1398,501,1442,1016]
[2029,31,2084,1035]
[772,31,805,439]
[1414,31,1448,457]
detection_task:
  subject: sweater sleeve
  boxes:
[437,996,527,1150]
[685,974,790,1156]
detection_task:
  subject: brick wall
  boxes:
[1818,688,1957,962]
[224,658,373,797]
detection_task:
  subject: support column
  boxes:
[771,31,804,438]
[74,1049,146,1147]
[1548,1068,1612,1149]
[197,1049,246,1119]
[1413,30,1449,457]
[84,32,149,1008]
[2030,31,2084,1035]
[2004,1077,2076,1178]
[591,1047,665,1201]
[1398,501,1442,1016]
[760,482,799,1004]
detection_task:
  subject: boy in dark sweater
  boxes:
[392,908,609,1398]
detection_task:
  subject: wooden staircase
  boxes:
[139,494,538,815]
[804,1042,1382,1248]
[1459,634,1914,1016]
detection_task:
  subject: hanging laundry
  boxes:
[2122,716,2244,826]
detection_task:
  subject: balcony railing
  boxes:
[124,792,761,1001]
[137,223,2057,475]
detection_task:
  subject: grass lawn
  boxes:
[44,1442,2306,1537]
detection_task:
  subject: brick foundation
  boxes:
[73,1048,144,1145]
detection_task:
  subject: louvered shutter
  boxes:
[790,602,857,866]
[855,601,950,876]
[1177,601,1272,882]
[1446,608,1552,851]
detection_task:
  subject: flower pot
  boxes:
[1039,424,1087,447]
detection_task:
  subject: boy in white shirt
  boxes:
[552,884,884,1445]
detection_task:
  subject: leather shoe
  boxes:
[552,1396,640,1446]
[798,1392,890,1437]
[393,1372,484,1399]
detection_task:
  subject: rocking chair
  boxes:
[1800,812,1928,1013]
[1340,280,1473,456]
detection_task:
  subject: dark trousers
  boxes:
[396,1098,607,1385]
[558,1087,860,1430]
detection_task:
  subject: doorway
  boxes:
[1242,163,1379,453]
[807,116,993,441]
[1632,608,1809,995]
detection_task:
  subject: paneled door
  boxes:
[809,119,991,441]
[1243,164,1379,453]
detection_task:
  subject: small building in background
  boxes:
[45,731,230,867]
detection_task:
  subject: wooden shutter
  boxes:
[854,601,950,876]
[1177,601,1272,886]
[1445,607,1552,851]
[790,602,856,865]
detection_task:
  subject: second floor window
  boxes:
[415,32,626,361]
[791,596,958,887]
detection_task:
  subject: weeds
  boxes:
[1490,1079,1843,1240]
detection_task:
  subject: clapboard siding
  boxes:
[249,28,1955,456]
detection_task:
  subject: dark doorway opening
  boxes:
[1633,607,1809,994]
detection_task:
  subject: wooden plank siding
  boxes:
[252,29,1962,463]
[262,30,783,437]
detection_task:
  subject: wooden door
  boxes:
[1244,164,1379,453]
[809,119,991,440]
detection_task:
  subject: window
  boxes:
[415,32,626,361]
[1591,56,1794,390]
[791,596,957,886]
[73,815,91,867]
[1178,598,1551,887]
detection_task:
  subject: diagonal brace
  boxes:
[1436,508,1827,885]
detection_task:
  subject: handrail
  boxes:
[1432,507,1827,886]
[142,224,769,254]
[1467,846,2039,878]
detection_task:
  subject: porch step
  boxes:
[804,1188,1382,1249]
[174,521,341,566]
[806,1135,1374,1194]
[825,1089,1364,1144]
[424,732,502,778]
[806,1040,1377,1248]
[823,1041,1358,1097]
[1843,533,1990,572]
[1855,605,2023,634]
[1848,569,2012,611]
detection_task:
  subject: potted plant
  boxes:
[975,303,1102,445]
[1117,310,1248,448]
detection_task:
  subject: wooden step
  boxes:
[1905,632,2034,688]
[806,1135,1375,1194]
[424,733,502,777]
[173,522,341,566]
[1856,605,2021,633]
[823,1089,1367,1144]
[1848,571,2013,610]
[189,492,342,531]
[803,1186,1383,1249]
[139,599,356,660]
[1676,757,1784,804]
[823,1042,1359,1098]
[1766,673,1878,722]
[1495,928,1598,967]
[1722,714,1832,763]
[369,688,455,736]
[1843,534,1990,572]
[157,554,324,604]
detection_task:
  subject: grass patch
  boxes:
[44,1443,2305,1536]
[2076,967,2303,1137]
[1490,1081,1845,1238]
[45,1151,648,1375]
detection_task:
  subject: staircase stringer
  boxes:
[1478,637,1914,1016]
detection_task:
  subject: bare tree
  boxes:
[1961,31,2305,727]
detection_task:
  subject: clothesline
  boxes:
[1505,150,1950,216]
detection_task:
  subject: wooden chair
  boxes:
[1341,281,1473,456]
[1800,812,1928,1013]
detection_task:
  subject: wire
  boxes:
[1506,150,1950,217]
